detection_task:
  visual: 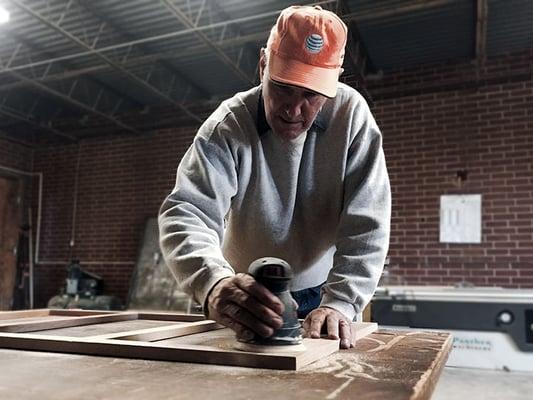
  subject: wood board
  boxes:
[0,309,377,370]
[127,218,200,312]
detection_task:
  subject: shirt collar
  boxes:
[257,89,270,136]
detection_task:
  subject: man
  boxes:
[159,5,391,349]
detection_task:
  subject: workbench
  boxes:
[0,329,451,400]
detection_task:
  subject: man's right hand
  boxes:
[206,273,285,341]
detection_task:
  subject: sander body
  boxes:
[239,257,302,347]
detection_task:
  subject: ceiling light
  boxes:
[0,6,10,24]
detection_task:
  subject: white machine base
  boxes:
[384,326,533,372]
[446,329,533,372]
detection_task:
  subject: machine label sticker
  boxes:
[453,337,492,351]
[392,304,417,313]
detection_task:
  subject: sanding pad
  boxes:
[233,341,306,353]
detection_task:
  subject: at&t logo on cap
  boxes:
[305,34,323,53]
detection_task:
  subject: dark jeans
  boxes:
[291,282,324,319]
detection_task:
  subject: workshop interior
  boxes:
[0,1,532,399]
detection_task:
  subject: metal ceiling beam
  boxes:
[0,48,141,135]
[0,1,336,76]
[0,128,34,147]
[7,0,202,123]
[160,0,255,86]
[336,0,371,78]
[341,0,459,22]
[0,63,111,92]
[475,0,488,63]
[345,22,369,77]
[0,103,77,142]
[80,1,209,100]
[209,0,261,84]
[0,4,141,135]
[4,30,143,112]
[335,0,374,104]
[0,31,270,93]
[7,69,140,133]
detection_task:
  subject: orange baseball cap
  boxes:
[268,5,347,98]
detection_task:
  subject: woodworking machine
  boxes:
[47,259,122,310]
[371,285,533,371]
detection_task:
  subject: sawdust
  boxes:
[199,336,236,350]
[233,341,306,353]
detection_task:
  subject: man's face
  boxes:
[262,71,328,141]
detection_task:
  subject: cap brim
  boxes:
[268,52,339,98]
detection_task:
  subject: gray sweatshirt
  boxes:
[158,82,391,320]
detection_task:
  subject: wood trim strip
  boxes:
[135,312,205,322]
[0,309,51,320]
[0,333,310,370]
[49,310,118,317]
[295,338,341,370]
[351,322,378,341]
[87,320,222,342]
[0,312,139,333]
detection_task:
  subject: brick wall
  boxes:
[32,127,196,306]
[29,50,533,306]
[0,138,33,172]
[358,50,533,288]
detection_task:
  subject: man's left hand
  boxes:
[302,307,353,349]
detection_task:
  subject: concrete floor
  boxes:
[433,367,533,399]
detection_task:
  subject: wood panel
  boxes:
[127,218,198,312]
[87,320,221,341]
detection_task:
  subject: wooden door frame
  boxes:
[0,174,24,310]
[0,309,378,370]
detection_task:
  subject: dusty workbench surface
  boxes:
[0,329,451,400]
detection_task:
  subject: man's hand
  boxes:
[302,307,353,349]
[206,273,285,341]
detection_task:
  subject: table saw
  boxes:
[372,285,533,372]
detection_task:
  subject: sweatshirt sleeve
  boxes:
[158,120,238,308]
[319,96,391,321]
